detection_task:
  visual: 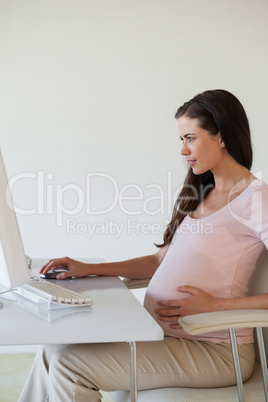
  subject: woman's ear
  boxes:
[219,134,225,148]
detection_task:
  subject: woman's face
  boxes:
[178,116,225,175]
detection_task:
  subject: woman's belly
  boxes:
[144,272,194,338]
[143,246,230,338]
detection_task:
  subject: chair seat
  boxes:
[110,362,265,401]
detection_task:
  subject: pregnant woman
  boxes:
[19,89,268,402]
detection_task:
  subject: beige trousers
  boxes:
[18,338,255,402]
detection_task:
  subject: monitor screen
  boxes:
[0,150,30,289]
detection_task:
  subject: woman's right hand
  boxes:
[39,256,92,280]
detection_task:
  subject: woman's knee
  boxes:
[47,345,76,383]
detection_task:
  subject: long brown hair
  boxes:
[157,89,253,248]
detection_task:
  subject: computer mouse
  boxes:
[40,270,68,279]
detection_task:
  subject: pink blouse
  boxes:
[144,179,268,344]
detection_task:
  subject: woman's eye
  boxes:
[179,136,194,143]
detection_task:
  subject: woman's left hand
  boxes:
[155,286,225,329]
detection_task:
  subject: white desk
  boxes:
[0,259,164,401]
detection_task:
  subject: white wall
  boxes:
[0,0,268,263]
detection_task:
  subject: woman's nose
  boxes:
[180,142,189,156]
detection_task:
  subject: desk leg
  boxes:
[129,340,138,402]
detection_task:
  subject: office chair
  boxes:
[110,249,268,402]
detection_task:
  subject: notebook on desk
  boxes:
[0,150,92,309]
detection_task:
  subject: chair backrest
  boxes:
[247,248,268,359]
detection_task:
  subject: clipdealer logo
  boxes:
[6,171,182,228]
[7,170,263,238]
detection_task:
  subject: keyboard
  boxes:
[15,277,92,309]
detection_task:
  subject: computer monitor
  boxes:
[0,150,30,289]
